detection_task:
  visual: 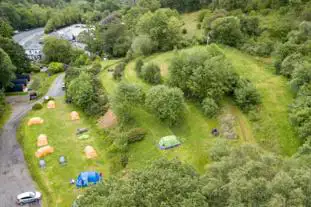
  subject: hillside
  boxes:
[4,0,311,206]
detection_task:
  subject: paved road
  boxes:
[0,74,64,207]
[12,25,87,51]
[13,28,44,50]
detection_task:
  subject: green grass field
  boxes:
[220,46,300,155]
[18,100,109,206]
[101,50,255,173]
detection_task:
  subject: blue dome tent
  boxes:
[76,172,102,188]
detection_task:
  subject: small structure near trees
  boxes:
[159,136,181,150]
[84,146,97,159]
[28,117,44,126]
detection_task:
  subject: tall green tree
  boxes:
[0,48,15,89]
[145,85,185,125]
[77,159,207,206]
[136,9,182,51]
[0,19,13,38]
[0,36,30,73]
[43,36,73,63]
[137,0,160,11]
[210,16,243,47]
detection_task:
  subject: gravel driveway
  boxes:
[0,74,64,207]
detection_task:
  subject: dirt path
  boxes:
[0,74,64,207]
[221,46,300,155]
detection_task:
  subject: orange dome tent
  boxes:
[37,134,48,147]
[71,111,80,121]
[28,117,44,126]
[35,145,54,158]
[84,146,97,159]
[47,100,56,109]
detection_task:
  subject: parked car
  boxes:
[16,191,41,205]
[29,92,37,100]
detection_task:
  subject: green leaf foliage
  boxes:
[0,36,30,74]
[145,85,185,125]
[0,48,15,89]
[210,16,243,47]
[43,36,73,64]
[141,63,161,84]
[136,9,182,51]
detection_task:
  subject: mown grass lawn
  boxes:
[220,46,300,155]
[18,99,109,207]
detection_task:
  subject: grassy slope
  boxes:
[181,11,202,38]
[18,99,109,207]
[221,46,300,155]
[181,11,300,154]
[101,55,251,173]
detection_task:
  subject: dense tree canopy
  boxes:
[209,16,243,47]
[88,23,132,57]
[77,159,207,206]
[112,82,145,123]
[0,48,15,89]
[136,9,182,51]
[77,140,311,206]
[145,85,185,125]
[0,36,30,74]
[137,0,161,11]
[43,36,73,63]
[0,19,13,38]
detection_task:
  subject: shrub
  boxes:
[145,85,185,125]
[127,128,147,144]
[289,84,311,140]
[290,61,311,93]
[87,61,101,75]
[202,97,219,118]
[198,9,212,22]
[141,63,161,84]
[210,16,243,47]
[112,82,145,123]
[43,36,73,64]
[74,54,89,66]
[113,62,126,80]
[234,79,261,111]
[32,103,43,110]
[240,15,260,36]
[197,23,201,29]
[182,28,187,34]
[280,53,303,78]
[120,154,129,168]
[67,72,108,116]
[136,9,182,51]
[109,155,124,174]
[131,35,155,56]
[48,62,64,74]
[301,6,311,21]
[135,58,144,76]
[241,35,275,57]
[31,64,41,73]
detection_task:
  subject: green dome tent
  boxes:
[159,135,181,150]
